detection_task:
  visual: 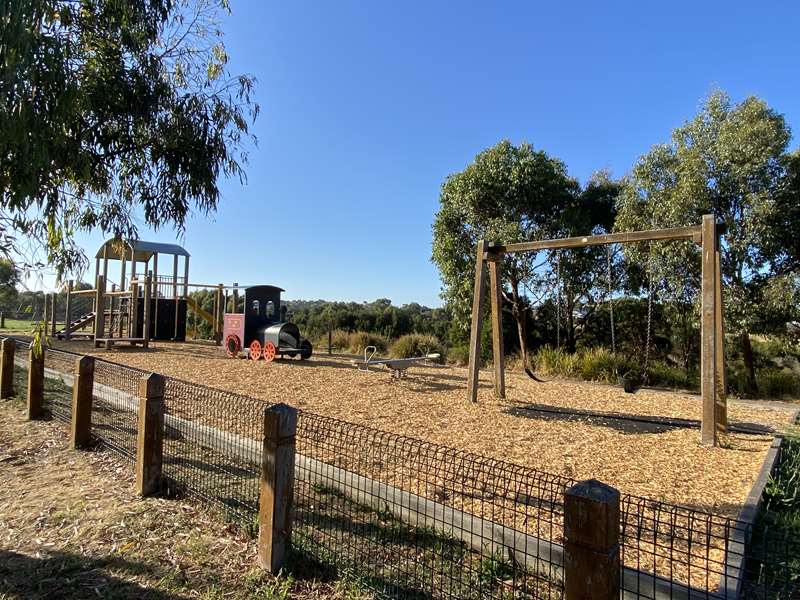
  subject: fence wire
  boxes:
[42,347,75,423]
[161,378,269,531]
[739,435,800,600]
[91,358,145,462]
[619,493,748,598]
[11,352,29,407]
[293,411,567,600]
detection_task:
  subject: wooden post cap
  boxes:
[138,372,165,399]
[564,479,620,549]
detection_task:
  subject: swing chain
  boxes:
[555,251,561,350]
[606,245,616,354]
[643,249,655,379]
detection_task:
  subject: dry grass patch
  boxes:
[0,400,372,600]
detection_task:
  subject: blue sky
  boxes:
[59,1,799,306]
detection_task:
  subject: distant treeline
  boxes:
[284,298,451,343]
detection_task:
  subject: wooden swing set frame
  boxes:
[466,214,727,446]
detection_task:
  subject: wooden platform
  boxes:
[94,337,147,349]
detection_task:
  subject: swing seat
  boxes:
[618,372,644,394]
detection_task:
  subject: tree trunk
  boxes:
[566,290,576,353]
[739,330,757,395]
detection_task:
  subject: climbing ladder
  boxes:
[55,312,96,339]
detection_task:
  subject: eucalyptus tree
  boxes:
[432,140,580,366]
[0,0,258,278]
[616,91,797,392]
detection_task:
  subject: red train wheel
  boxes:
[263,341,276,363]
[249,340,262,361]
[225,334,241,358]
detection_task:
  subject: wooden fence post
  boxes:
[136,373,165,496]
[70,356,95,449]
[258,403,298,573]
[564,479,620,600]
[0,338,16,399]
[1,311,5,328]
[27,345,44,419]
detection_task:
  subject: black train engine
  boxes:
[222,285,312,361]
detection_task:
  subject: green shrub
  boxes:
[347,331,389,355]
[646,361,691,389]
[760,369,800,399]
[578,348,620,383]
[390,334,444,361]
[316,328,352,351]
[533,346,578,378]
[447,344,470,366]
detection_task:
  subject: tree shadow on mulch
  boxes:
[0,549,187,600]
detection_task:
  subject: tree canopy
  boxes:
[431,141,578,356]
[0,0,257,277]
[615,91,798,390]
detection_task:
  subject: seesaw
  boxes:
[351,346,441,379]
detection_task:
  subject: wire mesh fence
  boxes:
[42,347,75,423]
[161,377,270,532]
[293,411,568,600]
[619,493,748,598]
[738,435,800,600]
[91,358,146,462]
[11,351,29,407]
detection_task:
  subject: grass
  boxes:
[293,480,559,600]
[744,427,800,598]
[521,344,799,398]
[0,317,44,331]
[0,400,375,600]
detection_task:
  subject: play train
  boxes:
[223,285,312,361]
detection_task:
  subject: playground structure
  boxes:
[49,239,232,348]
[222,285,313,361]
[466,214,728,446]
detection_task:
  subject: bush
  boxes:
[760,369,800,399]
[447,344,470,366]
[578,348,620,383]
[390,334,444,361]
[320,329,352,352]
[533,346,578,378]
[646,361,692,389]
[346,331,390,355]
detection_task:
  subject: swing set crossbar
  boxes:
[487,224,703,256]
